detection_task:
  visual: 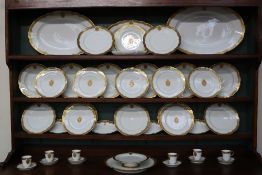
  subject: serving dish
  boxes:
[144,121,162,135]
[49,119,67,134]
[92,120,117,134]
[189,119,209,134]
[114,152,148,168]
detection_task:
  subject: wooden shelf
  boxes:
[15,132,251,141]
[13,97,252,103]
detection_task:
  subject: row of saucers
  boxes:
[18,62,240,98]
[21,103,239,135]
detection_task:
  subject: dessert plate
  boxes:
[205,103,239,134]
[62,104,97,135]
[212,63,241,98]
[189,67,221,98]
[36,67,67,98]
[114,104,150,136]
[78,26,113,55]
[22,104,56,134]
[29,11,94,55]
[18,64,46,98]
[98,63,121,98]
[144,25,180,54]
[92,120,117,134]
[175,63,196,98]
[116,68,149,98]
[135,63,158,98]
[152,66,185,98]
[144,121,162,135]
[158,104,194,135]
[167,7,245,54]
[73,68,107,98]
[189,119,209,134]
[61,63,83,98]
[49,119,67,134]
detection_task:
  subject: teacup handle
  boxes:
[231,151,234,157]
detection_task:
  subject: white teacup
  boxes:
[193,149,202,161]
[221,150,234,162]
[22,155,32,168]
[72,149,81,161]
[45,150,54,162]
[168,152,179,165]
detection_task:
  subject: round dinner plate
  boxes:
[18,64,46,98]
[61,63,83,98]
[36,67,67,98]
[29,11,94,55]
[212,63,241,98]
[73,68,107,98]
[135,63,158,98]
[114,104,150,136]
[205,103,239,135]
[189,67,221,98]
[116,68,149,98]
[144,25,180,54]
[158,104,194,135]
[167,7,245,54]
[152,66,185,98]
[62,104,97,135]
[78,26,113,55]
[22,104,56,134]
[176,63,196,98]
[98,63,121,98]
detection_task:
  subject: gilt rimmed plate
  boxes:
[49,119,67,134]
[114,24,146,54]
[29,11,94,55]
[73,68,107,98]
[167,7,245,54]
[61,63,83,98]
[22,104,56,134]
[62,104,97,135]
[158,104,194,135]
[176,63,196,98]
[78,26,113,55]
[116,68,149,98]
[18,64,46,98]
[205,103,239,135]
[109,20,153,34]
[92,120,117,134]
[211,63,241,98]
[114,104,150,136]
[98,63,121,98]
[36,67,67,98]
[144,121,162,135]
[152,66,185,98]
[135,63,158,98]
[189,119,209,134]
[144,25,180,54]
[189,67,221,98]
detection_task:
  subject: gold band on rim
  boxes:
[108,20,153,32]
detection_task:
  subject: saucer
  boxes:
[189,156,206,164]
[17,162,37,171]
[68,157,86,165]
[217,157,235,165]
[40,157,59,166]
[162,160,182,167]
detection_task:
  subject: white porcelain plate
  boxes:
[49,119,67,134]
[22,104,56,134]
[61,63,83,98]
[92,120,117,134]
[189,67,221,98]
[167,7,245,54]
[144,121,162,135]
[109,20,152,34]
[145,25,180,54]
[98,63,121,98]
[205,103,239,134]
[189,119,209,134]
[78,26,113,55]
[62,104,97,135]
[152,66,185,98]
[135,63,157,98]
[73,68,107,98]
[158,104,194,135]
[175,63,196,98]
[114,104,150,136]
[212,63,241,98]
[116,68,149,98]
[18,64,46,98]
[36,67,67,98]
[114,153,148,167]
[29,11,94,55]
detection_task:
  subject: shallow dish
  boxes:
[189,119,209,134]
[49,119,67,134]
[29,11,94,55]
[114,153,148,168]
[144,121,162,135]
[167,7,245,54]
[92,120,117,134]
